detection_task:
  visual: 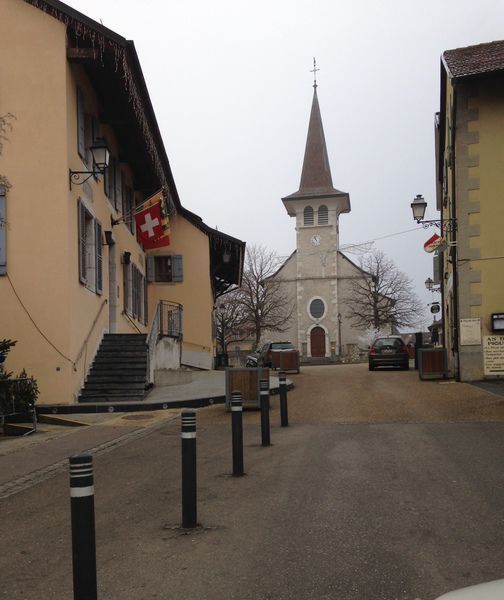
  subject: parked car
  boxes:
[246,341,296,369]
[368,335,409,371]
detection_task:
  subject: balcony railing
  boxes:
[146,301,183,384]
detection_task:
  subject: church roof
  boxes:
[283,86,348,201]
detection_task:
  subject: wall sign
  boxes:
[460,318,481,346]
[483,335,504,376]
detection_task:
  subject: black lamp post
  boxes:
[411,194,457,232]
[69,138,111,190]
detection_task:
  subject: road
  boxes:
[1,364,504,599]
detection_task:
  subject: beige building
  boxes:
[434,40,504,381]
[267,83,370,360]
[0,0,243,405]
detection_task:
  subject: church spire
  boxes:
[282,62,350,214]
[297,82,335,194]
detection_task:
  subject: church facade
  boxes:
[266,83,370,360]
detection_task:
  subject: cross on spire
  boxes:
[310,57,319,88]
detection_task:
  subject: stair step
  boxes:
[78,395,145,403]
[80,389,146,398]
[93,353,147,364]
[89,366,146,375]
[86,375,146,383]
[103,334,146,341]
[84,382,146,391]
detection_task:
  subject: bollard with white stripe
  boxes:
[231,390,244,476]
[69,453,97,600]
[259,378,271,447]
[279,370,289,427]
[181,410,197,528]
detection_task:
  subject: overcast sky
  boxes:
[66,0,504,323]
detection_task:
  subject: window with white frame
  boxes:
[78,199,102,294]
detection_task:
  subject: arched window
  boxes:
[318,205,328,224]
[303,206,314,226]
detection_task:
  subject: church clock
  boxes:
[310,234,321,246]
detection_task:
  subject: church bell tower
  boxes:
[281,64,351,358]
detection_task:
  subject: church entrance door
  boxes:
[310,327,326,357]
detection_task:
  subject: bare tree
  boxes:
[215,289,252,353]
[345,250,424,330]
[236,244,293,349]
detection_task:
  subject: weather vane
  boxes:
[310,57,319,88]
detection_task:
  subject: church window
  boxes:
[309,298,325,319]
[318,205,328,224]
[303,206,314,226]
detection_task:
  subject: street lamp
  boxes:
[410,194,457,232]
[424,277,434,291]
[69,138,111,189]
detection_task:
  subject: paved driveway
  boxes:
[1,364,504,600]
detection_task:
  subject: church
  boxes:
[266,78,371,361]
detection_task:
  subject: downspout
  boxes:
[450,82,460,380]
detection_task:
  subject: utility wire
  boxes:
[6,274,75,367]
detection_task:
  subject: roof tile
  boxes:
[443,40,504,78]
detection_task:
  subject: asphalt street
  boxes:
[1,364,504,599]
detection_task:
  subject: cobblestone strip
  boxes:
[0,415,179,501]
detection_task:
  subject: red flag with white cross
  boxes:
[135,201,170,249]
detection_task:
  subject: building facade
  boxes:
[0,0,243,404]
[267,83,370,360]
[436,40,504,381]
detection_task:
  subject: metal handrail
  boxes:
[146,300,183,384]
[73,299,108,370]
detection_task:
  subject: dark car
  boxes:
[368,336,409,371]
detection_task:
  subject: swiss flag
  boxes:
[135,202,169,249]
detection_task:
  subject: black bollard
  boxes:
[259,378,271,447]
[231,390,244,476]
[69,453,97,600]
[181,410,197,528]
[279,370,289,427]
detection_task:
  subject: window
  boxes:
[77,88,86,160]
[78,199,102,294]
[318,205,328,225]
[122,184,134,234]
[123,260,147,325]
[303,206,314,226]
[309,298,325,319]
[150,255,184,283]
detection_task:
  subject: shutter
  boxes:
[143,277,148,325]
[433,253,441,285]
[123,262,131,314]
[173,255,183,282]
[77,88,86,160]
[0,185,6,275]
[78,199,87,284]
[114,162,122,211]
[95,220,103,295]
[146,255,155,282]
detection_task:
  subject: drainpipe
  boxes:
[451,83,460,381]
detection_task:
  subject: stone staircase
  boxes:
[78,334,148,403]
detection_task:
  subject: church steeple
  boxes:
[297,86,336,195]
[282,68,350,212]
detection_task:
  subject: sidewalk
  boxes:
[0,370,292,499]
